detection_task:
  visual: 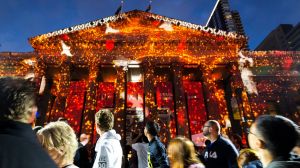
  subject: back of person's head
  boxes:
[145,121,160,136]
[0,77,36,123]
[37,121,78,167]
[237,148,260,168]
[95,109,114,132]
[207,120,221,134]
[255,115,298,157]
[167,137,201,168]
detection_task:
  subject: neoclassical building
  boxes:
[1,10,299,148]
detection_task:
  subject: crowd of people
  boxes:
[0,76,300,168]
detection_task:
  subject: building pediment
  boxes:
[29,10,246,65]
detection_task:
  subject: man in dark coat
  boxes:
[202,120,239,168]
[0,77,57,168]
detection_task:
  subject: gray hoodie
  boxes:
[92,129,123,168]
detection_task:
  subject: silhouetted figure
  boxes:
[145,4,152,12]
[115,4,122,15]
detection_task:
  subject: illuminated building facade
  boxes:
[1,10,299,149]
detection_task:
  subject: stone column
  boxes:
[172,63,189,137]
[114,67,126,146]
[34,59,48,125]
[143,60,157,120]
[49,63,70,121]
[81,65,98,139]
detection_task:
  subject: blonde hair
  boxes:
[167,137,203,168]
[37,121,78,167]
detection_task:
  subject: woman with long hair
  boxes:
[167,137,205,168]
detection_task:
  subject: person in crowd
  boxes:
[230,134,244,151]
[237,148,262,168]
[127,132,149,168]
[0,76,57,168]
[167,137,205,168]
[201,120,238,168]
[74,133,91,168]
[144,120,169,168]
[248,115,300,168]
[37,121,78,168]
[93,109,123,168]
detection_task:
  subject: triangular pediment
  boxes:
[29,10,246,65]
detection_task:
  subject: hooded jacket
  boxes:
[92,129,123,168]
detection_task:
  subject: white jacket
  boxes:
[92,130,123,168]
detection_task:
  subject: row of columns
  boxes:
[36,60,239,145]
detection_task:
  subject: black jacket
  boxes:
[74,143,91,168]
[0,120,57,168]
[202,135,238,168]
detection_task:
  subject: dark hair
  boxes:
[142,135,149,143]
[95,109,114,131]
[255,115,298,157]
[0,77,36,122]
[237,148,260,167]
[145,121,160,136]
[33,126,43,134]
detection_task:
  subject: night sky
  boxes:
[0,0,299,52]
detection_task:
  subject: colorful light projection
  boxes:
[64,81,86,133]
[126,82,144,144]
[156,82,176,142]
[127,82,144,109]
[183,81,207,135]
[96,82,115,111]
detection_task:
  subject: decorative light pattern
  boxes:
[183,81,207,135]
[1,9,294,144]
[64,81,86,133]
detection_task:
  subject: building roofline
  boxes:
[30,9,243,42]
[206,0,221,27]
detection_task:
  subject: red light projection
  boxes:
[64,81,86,134]
[127,82,144,109]
[183,81,207,135]
[96,82,115,111]
[156,82,176,141]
